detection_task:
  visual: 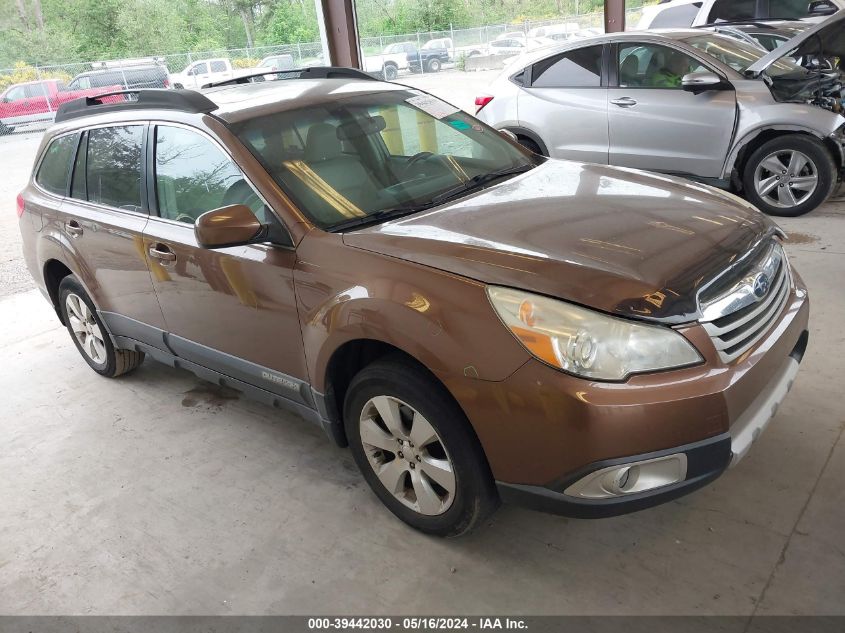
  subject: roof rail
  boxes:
[55,89,217,123]
[202,66,377,89]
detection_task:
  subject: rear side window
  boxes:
[85,126,145,211]
[709,0,756,21]
[650,3,702,27]
[531,45,603,88]
[36,134,78,196]
[210,60,228,72]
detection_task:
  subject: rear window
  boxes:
[36,134,78,196]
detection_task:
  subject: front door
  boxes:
[608,42,736,178]
[518,44,609,163]
[141,123,309,402]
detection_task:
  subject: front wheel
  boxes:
[742,136,836,217]
[58,275,144,377]
[382,64,399,81]
[344,357,499,537]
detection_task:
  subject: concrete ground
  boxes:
[1,71,843,615]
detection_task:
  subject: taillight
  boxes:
[163,77,170,88]
[475,95,494,114]
[16,193,24,219]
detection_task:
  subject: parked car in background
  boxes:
[698,20,809,51]
[477,15,845,216]
[0,79,123,134]
[488,35,556,56]
[638,0,842,29]
[68,63,170,91]
[383,41,450,73]
[528,22,582,40]
[170,58,254,89]
[19,70,809,536]
[257,54,296,72]
[363,47,409,80]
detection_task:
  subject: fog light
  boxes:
[564,454,687,500]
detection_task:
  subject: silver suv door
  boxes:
[517,44,608,163]
[607,42,736,178]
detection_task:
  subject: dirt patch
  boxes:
[182,383,241,409]
[784,231,818,245]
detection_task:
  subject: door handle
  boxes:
[65,220,83,237]
[611,97,638,107]
[148,244,177,264]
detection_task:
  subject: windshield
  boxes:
[232,90,537,230]
[684,34,803,77]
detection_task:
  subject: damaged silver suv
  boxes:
[477,13,845,216]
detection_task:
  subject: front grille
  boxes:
[700,242,791,364]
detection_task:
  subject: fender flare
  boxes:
[723,124,840,179]
[499,125,549,156]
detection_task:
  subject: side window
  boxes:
[70,132,87,200]
[5,86,26,101]
[531,45,603,88]
[154,125,267,225]
[619,44,705,89]
[210,60,227,73]
[190,63,209,76]
[36,134,78,196]
[25,83,47,98]
[86,126,144,211]
[650,3,702,27]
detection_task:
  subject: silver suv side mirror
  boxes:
[681,72,727,93]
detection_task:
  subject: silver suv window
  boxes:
[531,45,603,88]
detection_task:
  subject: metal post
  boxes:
[604,0,625,33]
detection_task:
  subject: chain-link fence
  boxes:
[0,4,647,137]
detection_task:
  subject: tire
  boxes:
[382,64,399,81]
[344,357,499,537]
[427,58,441,73]
[58,275,144,378]
[0,122,13,135]
[173,83,184,90]
[517,136,543,156]
[742,135,836,217]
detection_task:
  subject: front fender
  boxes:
[293,231,530,394]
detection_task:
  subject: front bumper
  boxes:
[458,280,809,518]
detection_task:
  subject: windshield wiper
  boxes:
[326,204,433,233]
[429,164,535,206]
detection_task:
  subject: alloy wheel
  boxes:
[358,395,456,515]
[754,149,818,209]
[65,293,107,365]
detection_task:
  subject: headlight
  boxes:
[487,286,702,381]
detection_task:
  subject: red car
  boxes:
[0,79,123,134]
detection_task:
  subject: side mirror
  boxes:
[808,0,837,15]
[194,204,264,249]
[682,71,727,93]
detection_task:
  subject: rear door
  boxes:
[607,41,736,178]
[141,123,310,400]
[59,123,166,333]
[517,43,608,163]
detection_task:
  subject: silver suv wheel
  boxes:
[754,149,819,209]
[359,395,456,516]
[65,292,107,364]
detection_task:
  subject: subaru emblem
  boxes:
[753,273,770,299]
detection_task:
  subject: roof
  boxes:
[204,78,407,123]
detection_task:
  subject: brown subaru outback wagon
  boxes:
[18,68,810,536]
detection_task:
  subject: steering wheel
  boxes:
[406,151,435,167]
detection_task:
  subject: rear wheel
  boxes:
[427,58,442,73]
[742,135,836,217]
[344,357,499,537]
[58,275,144,378]
[517,135,543,156]
[0,122,14,135]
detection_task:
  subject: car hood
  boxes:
[343,161,777,323]
[746,11,845,76]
